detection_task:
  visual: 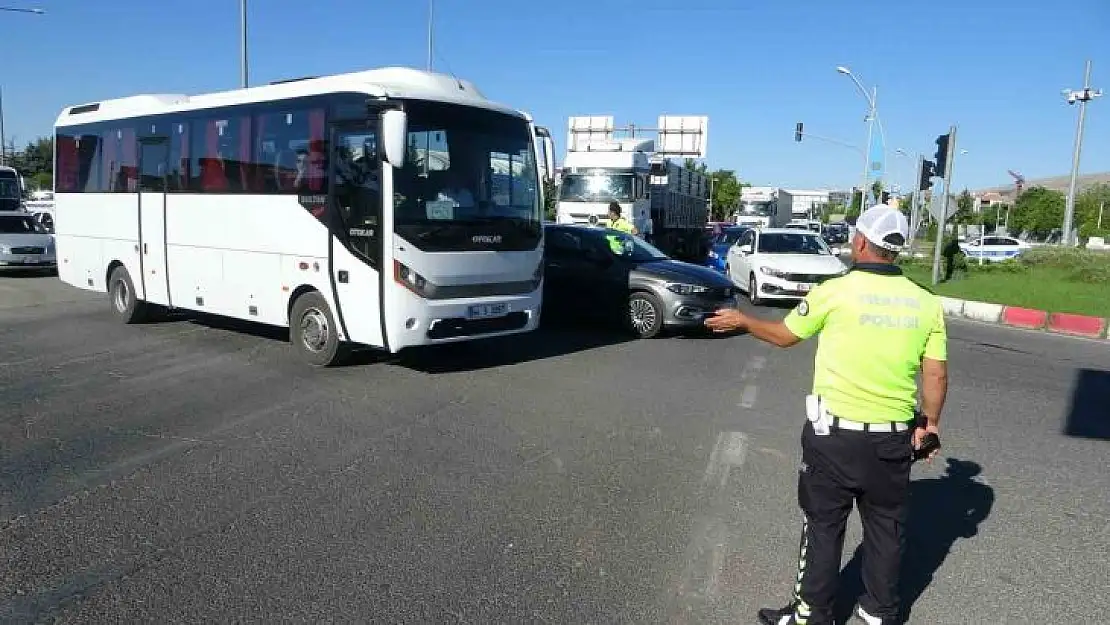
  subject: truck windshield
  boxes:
[392,101,541,252]
[559,173,635,202]
[740,203,772,217]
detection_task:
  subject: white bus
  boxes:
[53,67,556,365]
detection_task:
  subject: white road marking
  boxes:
[670,431,750,620]
[739,384,759,408]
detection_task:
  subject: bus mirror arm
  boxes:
[381,109,408,167]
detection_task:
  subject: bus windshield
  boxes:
[392,101,541,252]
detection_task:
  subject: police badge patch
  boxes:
[796,300,809,316]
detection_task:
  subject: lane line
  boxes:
[739,385,758,408]
[670,431,750,621]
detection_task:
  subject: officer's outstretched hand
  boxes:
[705,308,748,333]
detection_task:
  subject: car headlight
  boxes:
[759,266,787,278]
[0,245,10,254]
[532,259,543,286]
[393,260,429,297]
[666,283,711,295]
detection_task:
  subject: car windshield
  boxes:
[559,173,635,202]
[721,229,747,246]
[0,215,44,234]
[758,232,830,255]
[604,230,669,262]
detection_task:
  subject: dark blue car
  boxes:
[705,226,751,273]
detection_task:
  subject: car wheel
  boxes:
[749,274,762,306]
[290,291,348,367]
[628,291,664,339]
[108,265,149,324]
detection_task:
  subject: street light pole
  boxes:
[239,0,248,88]
[1061,59,1102,246]
[0,5,44,165]
[837,66,880,210]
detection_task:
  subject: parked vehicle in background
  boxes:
[0,212,56,271]
[53,66,555,366]
[542,224,738,339]
[726,228,847,305]
[0,166,25,212]
[705,225,750,273]
[959,235,1031,262]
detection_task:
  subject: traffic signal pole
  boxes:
[931,125,958,285]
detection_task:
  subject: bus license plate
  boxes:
[467,303,508,319]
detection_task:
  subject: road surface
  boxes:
[1,276,1106,623]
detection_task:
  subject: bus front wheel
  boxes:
[108,265,149,324]
[290,291,347,367]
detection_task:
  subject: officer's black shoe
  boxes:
[854,605,893,625]
[757,603,799,625]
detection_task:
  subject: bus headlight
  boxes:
[394,260,429,297]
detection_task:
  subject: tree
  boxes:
[1010,186,1065,238]
[1075,182,1110,239]
[952,189,975,224]
[683,158,708,174]
[543,178,558,221]
[708,169,742,221]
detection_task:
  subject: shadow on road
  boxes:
[1063,368,1110,441]
[158,309,633,371]
[833,458,995,625]
[386,322,632,373]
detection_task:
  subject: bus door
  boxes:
[138,137,171,306]
[328,121,386,348]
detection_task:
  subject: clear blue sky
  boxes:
[2,0,1107,192]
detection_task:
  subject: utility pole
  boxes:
[931,125,958,285]
[426,0,434,71]
[239,0,248,88]
[906,153,924,252]
[1062,59,1102,246]
[0,86,6,167]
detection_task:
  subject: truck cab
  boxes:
[555,138,653,236]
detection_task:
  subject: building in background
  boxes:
[777,188,829,219]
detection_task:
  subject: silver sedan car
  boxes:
[0,212,56,271]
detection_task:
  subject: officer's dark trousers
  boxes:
[790,421,913,624]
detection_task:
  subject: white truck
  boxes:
[554,115,710,262]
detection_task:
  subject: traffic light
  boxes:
[934,133,950,178]
[919,159,936,191]
[795,122,803,142]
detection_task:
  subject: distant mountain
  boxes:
[973,171,1110,198]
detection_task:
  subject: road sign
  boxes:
[927,193,958,222]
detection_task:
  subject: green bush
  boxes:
[1015,247,1110,283]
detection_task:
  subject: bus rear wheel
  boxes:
[290,291,347,367]
[108,265,149,324]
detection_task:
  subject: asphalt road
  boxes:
[1,275,1107,623]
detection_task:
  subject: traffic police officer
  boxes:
[704,204,949,625]
[606,201,638,235]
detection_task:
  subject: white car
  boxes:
[0,212,56,271]
[959,235,1031,263]
[726,228,848,305]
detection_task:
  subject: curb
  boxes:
[940,297,1108,340]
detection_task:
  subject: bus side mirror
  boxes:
[381,109,407,167]
[539,130,555,183]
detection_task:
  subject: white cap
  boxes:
[855,203,910,252]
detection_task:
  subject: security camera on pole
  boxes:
[930,125,958,285]
[1061,60,1102,246]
